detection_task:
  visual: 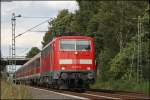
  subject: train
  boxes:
[14,34,96,89]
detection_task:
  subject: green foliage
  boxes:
[50,9,74,33]
[110,32,150,80]
[90,79,149,95]
[109,4,150,80]
[26,47,40,58]
[41,31,52,48]
[98,48,115,81]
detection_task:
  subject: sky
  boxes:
[1,1,79,58]
[1,1,79,72]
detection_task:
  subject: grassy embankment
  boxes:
[1,80,32,99]
[90,79,149,95]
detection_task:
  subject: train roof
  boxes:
[23,52,41,66]
[42,35,93,50]
[16,52,41,73]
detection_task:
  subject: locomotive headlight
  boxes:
[80,59,92,64]
[87,67,91,70]
[74,51,78,55]
[61,67,65,70]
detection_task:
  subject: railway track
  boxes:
[85,89,149,99]
[29,85,150,99]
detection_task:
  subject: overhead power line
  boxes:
[1,0,12,2]
[22,16,50,18]
[29,31,48,32]
[15,18,52,38]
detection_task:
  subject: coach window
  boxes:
[36,58,40,67]
[32,62,34,72]
[35,59,37,67]
[42,51,44,58]
[42,47,47,58]
[29,63,31,72]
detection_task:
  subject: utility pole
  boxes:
[11,13,21,74]
[9,45,11,73]
[129,16,145,83]
[11,13,16,73]
[137,16,143,83]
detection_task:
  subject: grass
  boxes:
[90,79,150,95]
[1,80,32,99]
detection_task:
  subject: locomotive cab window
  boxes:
[60,39,91,51]
[60,40,75,50]
[76,40,91,50]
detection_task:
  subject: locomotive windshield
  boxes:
[60,40,75,50]
[60,39,91,50]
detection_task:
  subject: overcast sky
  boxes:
[1,1,79,58]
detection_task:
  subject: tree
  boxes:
[26,47,40,58]
[41,31,52,48]
[50,9,74,33]
[41,9,75,47]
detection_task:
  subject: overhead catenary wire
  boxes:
[22,16,51,18]
[15,18,53,38]
[29,31,48,32]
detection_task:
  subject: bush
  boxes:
[90,79,149,95]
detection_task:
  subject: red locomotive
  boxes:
[15,34,96,89]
